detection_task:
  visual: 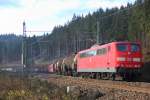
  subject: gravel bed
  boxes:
[37,74,150,100]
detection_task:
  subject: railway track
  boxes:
[36,73,150,94]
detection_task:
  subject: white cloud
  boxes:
[0,0,136,36]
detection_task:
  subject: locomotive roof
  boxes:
[78,41,140,54]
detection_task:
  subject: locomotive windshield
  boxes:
[117,44,128,52]
[131,44,140,52]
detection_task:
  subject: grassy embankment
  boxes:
[0,72,72,100]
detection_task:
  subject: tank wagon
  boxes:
[48,41,143,80]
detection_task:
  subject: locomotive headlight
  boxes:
[117,57,125,61]
[133,58,140,62]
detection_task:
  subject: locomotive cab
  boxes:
[115,42,143,79]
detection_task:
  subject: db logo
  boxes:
[127,58,132,61]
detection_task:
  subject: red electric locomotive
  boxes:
[76,41,143,80]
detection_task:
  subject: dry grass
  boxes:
[0,72,72,100]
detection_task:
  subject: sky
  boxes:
[0,0,136,36]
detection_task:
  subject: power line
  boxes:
[25,1,145,63]
[26,30,51,33]
[98,1,143,20]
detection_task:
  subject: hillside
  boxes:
[0,0,150,66]
[0,34,22,65]
[41,0,150,62]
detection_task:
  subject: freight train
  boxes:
[48,41,143,80]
